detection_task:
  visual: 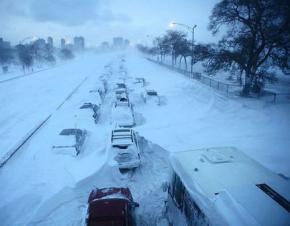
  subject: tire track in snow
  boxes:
[0,75,89,168]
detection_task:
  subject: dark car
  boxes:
[86,187,139,226]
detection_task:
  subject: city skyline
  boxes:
[0,0,220,47]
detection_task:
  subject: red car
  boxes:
[86,187,139,226]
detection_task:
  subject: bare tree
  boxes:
[16,44,34,72]
[207,0,290,95]
[162,30,187,65]
[175,39,191,70]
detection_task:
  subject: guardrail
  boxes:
[147,58,290,103]
[147,58,241,96]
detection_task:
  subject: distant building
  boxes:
[74,36,85,50]
[124,39,130,47]
[47,37,53,48]
[113,37,124,49]
[100,41,109,50]
[34,38,46,49]
[66,43,74,51]
[0,38,11,48]
[60,38,66,49]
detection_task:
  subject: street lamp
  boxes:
[169,22,197,73]
[19,36,38,45]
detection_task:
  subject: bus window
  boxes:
[183,190,209,226]
[173,174,185,209]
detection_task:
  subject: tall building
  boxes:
[66,43,74,51]
[34,38,46,49]
[113,37,124,49]
[101,41,109,49]
[60,38,66,49]
[0,38,11,48]
[47,37,53,48]
[124,39,130,47]
[74,36,85,50]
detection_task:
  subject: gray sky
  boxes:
[1,0,220,47]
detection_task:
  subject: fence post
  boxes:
[217,82,220,90]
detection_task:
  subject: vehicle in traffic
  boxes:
[110,128,141,170]
[80,103,100,123]
[115,88,128,100]
[165,147,290,226]
[116,82,126,89]
[141,89,160,105]
[134,77,146,87]
[52,128,87,156]
[86,187,139,226]
[115,95,130,107]
[111,105,135,128]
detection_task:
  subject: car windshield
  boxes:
[147,90,158,96]
[113,144,130,149]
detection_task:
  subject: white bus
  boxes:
[165,147,290,226]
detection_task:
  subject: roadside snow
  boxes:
[0,53,105,163]
[129,51,290,176]
[0,50,289,226]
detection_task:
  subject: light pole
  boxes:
[19,37,35,45]
[169,22,197,74]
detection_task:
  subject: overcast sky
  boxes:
[1,0,220,47]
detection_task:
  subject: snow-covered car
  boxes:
[116,82,126,89]
[87,89,102,105]
[114,95,130,107]
[110,129,141,170]
[141,89,160,104]
[80,103,101,123]
[115,88,128,100]
[134,77,146,86]
[111,105,135,127]
[52,129,87,156]
[80,103,100,123]
[86,187,139,226]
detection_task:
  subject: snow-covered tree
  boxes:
[207,0,290,95]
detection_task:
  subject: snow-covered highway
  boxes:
[0,50,289,226]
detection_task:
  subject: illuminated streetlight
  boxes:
[169,21,176,28]
[169,21,197,73]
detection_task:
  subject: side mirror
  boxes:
[132,202,139,208]
[162,182,169,192]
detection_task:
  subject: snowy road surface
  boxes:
[0,50,289,226]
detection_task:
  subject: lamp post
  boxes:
[19,37,35,45]
[169,22,197,74]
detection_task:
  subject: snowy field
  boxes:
[0,50,289,226]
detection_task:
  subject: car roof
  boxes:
[89,187,133,203]
[146,89,158,95]
[60,128,84,136]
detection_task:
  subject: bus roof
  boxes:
[170,147,290,226]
